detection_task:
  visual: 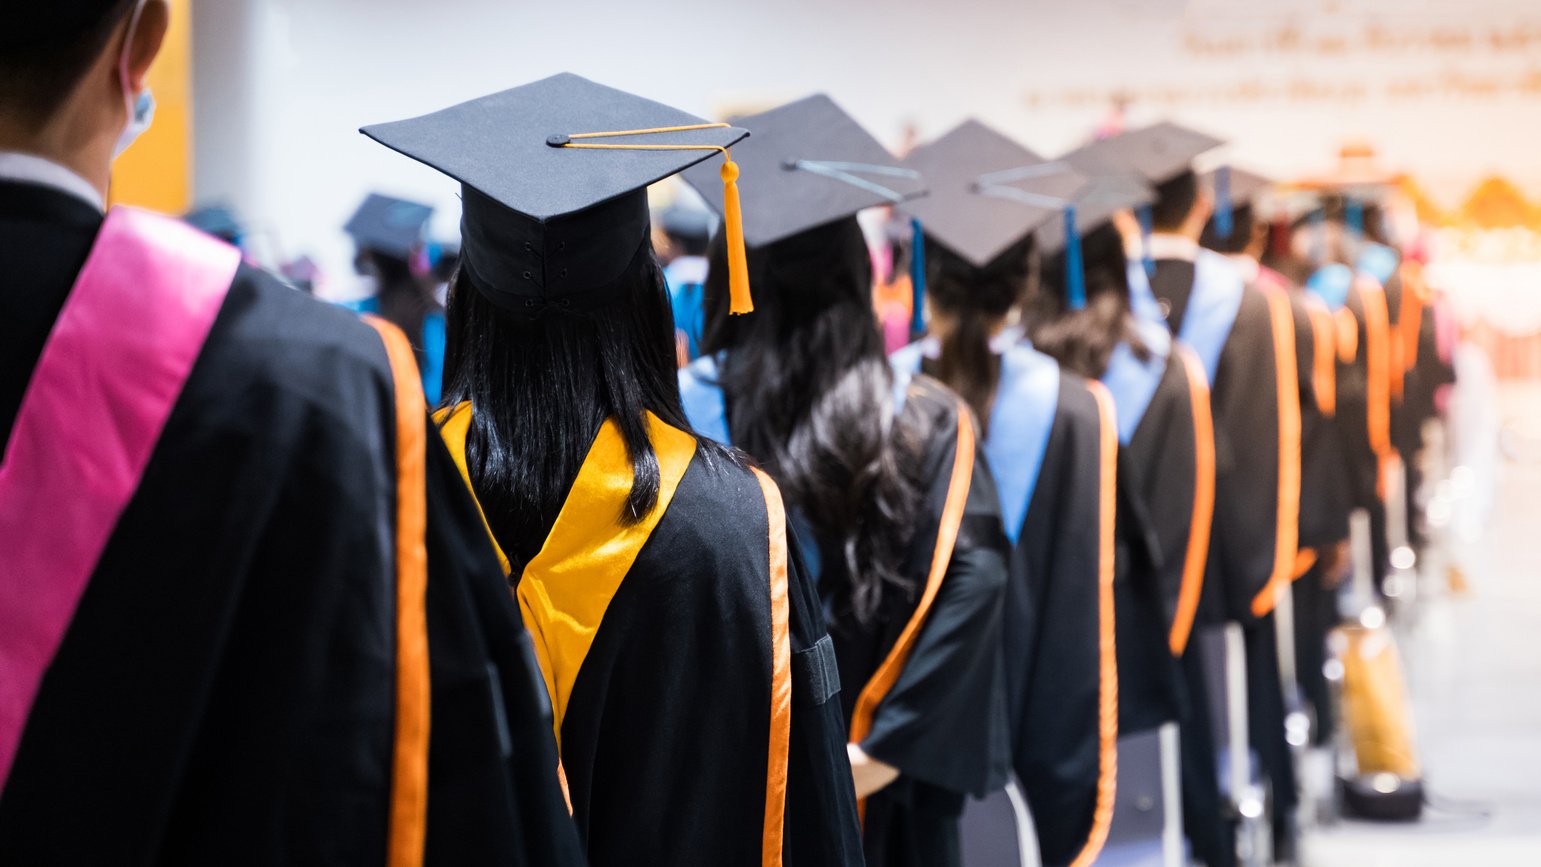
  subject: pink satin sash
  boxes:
[0,207,239,790]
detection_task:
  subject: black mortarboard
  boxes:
[900,120,1087,268]
[1204,166,1273,240]
[183,205,245,245]
[656,202,714,245]
[1074,121,1226,185]
[361,73,752,315]
[1206,166,1272,209]
[1036,143,1157,254]
[679,94,924,249]
[344,193,433,260]
[0,1,125,48]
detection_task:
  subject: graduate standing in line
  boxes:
[677,95,1012,867]
[344,192,448,404]
[1081,123,1298,867]
[1197,166,1317,860]
[1029,153,1209,736]
[898,120,1120,867]
[1026,161,1217,859]
[1258,207,1359,751]
[657,201,714,365]
[1288,202,1396,593]
[0,4,582,864]
[363,73,865,867]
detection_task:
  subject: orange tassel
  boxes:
[721,155,753,315]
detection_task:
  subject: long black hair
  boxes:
[922,235,1034,431]
[440,238,720,575]
[701,217,923,621]
[1024,221,1148,380]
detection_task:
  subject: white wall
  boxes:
[189,0,1541,290]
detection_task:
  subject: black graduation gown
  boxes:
[0,181,582,865]
[1289,289,1354,553]
[1115,351,1201,735]
[1287,286,1353,744]
[822,376,1013,867]
[1001,374,1112,867]
[1152,258,1292,867]
[450,431,867,867]
[1150,260,1281,626]
[1385,264,1454,550]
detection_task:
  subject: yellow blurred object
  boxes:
[108,0,193,213]
[1337,623,1421,779]
[1447,564,1471,595]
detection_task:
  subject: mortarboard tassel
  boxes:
[1064,205,1087,311]
[1137,204,1155,277]
[1213,165,1234,240]
[720,155,753,315]
[910,217,927,337]
[554,122,753,313]
[1345,196,1365,237]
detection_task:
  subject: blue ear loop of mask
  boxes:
[1136,204,1155,276]
[1213,165,1233,240]
[909,217,927,337]
[1064,206,1087,311]
[113,0,156,160]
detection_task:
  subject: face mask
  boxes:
[112,0,155,160]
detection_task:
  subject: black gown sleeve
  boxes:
[1009,377,1110,867]
[860,412,1013,797]
[1128,356,1201,634]
[784,519,869,867]
[1206,287,1282,623]
[419,435,585,866]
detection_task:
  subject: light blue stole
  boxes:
[1130,251,1244,384]
[1101,316,1172,446]
[892,338,1059,546]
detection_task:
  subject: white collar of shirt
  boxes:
[1227,254,1260,284]
[0,151,105,212]
[1145,233,1200,263]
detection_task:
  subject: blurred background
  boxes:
[112,1,1541,863]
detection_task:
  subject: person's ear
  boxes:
[123,0,170,93]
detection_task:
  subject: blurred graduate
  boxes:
[677,95,1012,867]
[899,120,1120,867]
[343,192,447,403]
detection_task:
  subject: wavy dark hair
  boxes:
[922,235,1034,431]
[1024,221,1148,380]
[440,238,726,575]
[701,217,923,621]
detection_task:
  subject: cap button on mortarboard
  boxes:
[546,134,571,147]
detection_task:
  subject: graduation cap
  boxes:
[343,193,433,260]
[1203,166,1273,240]
[900,120,1090,309]
[1036,143,1157,255]
[679,94,925,249]
[656,202,715,246]
[0,1,124,48]
[1075,121,1226,186]
[361,73,752,316]
[183,205,245,245]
